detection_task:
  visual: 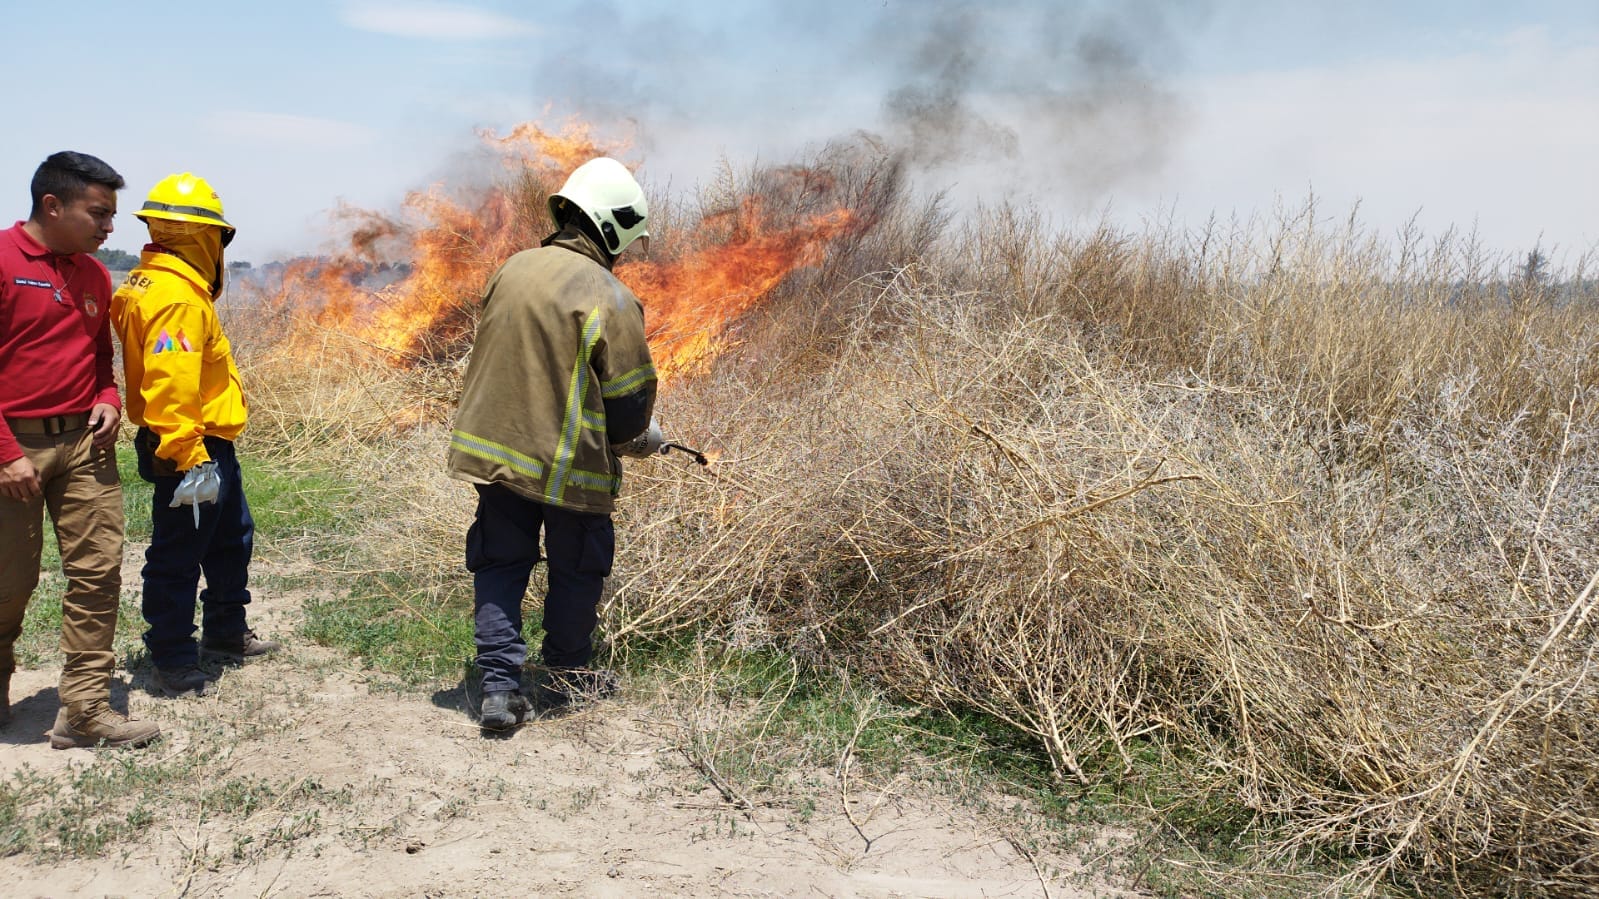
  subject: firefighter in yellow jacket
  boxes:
[447,157,657,729]
[110,173,279,700]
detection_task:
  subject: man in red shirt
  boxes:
[0,151,161,749]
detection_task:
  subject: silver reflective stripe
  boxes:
[139,201,231,225]
[567,468,620,493]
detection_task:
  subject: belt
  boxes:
[6,413,91,435]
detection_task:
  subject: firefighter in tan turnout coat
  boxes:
[447,157,657,730]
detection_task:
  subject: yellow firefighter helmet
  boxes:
[137,172,236,245]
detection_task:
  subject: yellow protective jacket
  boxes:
[110,246,248,471]
[447,230,656,515]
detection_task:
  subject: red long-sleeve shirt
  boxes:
[0,222,120,463]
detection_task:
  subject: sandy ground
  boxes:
[0,550,1143,898]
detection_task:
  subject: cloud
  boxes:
[211,112,378,151]
[1150,25,1599,254]
[340,1,538,41]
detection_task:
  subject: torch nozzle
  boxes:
[661,442,709,466]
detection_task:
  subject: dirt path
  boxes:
[1,550,1139,898]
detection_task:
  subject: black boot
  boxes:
[154,665,212,698]
[201,629,282,661]
[479,690,529,730]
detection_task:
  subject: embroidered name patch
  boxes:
[14,277,51,288]
[152,328,194,354]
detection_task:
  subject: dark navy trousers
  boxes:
[467,483,614,694]
[136,433,254,669]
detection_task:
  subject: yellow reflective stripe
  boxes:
[568,468,621,493]
[601,361,656,398]
[581,409,606,430]
[547,308,605,505]
[451,430,546,479]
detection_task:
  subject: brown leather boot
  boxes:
[49,702,162,750]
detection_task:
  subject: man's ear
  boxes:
[39,194,63,218]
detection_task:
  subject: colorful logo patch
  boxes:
[82,293,99,317]
[152,328,194,354]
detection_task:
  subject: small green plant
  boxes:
[300,572,475,683]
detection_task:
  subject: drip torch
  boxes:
[612,419,709,466]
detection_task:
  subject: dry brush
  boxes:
[233,150,1598,896]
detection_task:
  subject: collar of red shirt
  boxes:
[7,220,64,261]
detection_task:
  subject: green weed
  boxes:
[300,572,475,683]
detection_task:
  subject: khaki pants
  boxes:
[0,424,123,707]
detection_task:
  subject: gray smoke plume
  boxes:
[879,5,1021,167]
[522,0,1206,205]
[874,0,1206,198]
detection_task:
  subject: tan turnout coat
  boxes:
[446,232,656,514]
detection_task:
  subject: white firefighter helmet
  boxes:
[548,157,649,255]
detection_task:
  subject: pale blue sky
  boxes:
[3,1,1594,264]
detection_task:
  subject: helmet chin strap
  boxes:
[579,215,617,257]
[545,211,618,268]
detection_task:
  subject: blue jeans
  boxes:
[466,483,614,694]
[136,431,254,669]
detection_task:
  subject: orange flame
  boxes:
[259,120,869,383]
[263,120,625,362]
[619,199,858,379]
[482,120,615,175]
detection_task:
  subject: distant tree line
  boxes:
[93,248,139,269]
[93,248,252,271]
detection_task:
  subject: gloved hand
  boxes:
[170,461,221,526]
[611,418,664,458]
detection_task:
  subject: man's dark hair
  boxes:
[30,151,124,218]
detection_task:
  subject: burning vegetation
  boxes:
[251,121,882,380]
[226,115,1599,898]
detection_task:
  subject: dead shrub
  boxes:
[235,148,1599,896]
